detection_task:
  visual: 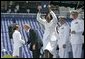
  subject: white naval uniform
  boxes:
[37,11,58,57]
[12,30,25,56]
[58,23,70,58]
[70,18,84,58]
[45,31,58,58]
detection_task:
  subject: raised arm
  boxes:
[37,6,46,25]
[48,5,57,20]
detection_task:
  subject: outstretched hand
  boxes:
[37,5,42,12]
[47,5,52,12]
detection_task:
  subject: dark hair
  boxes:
[13,25,19,30]
[45,12,53,20]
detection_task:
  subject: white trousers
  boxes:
[59,47,69,58]
[71,44,82,58]
[13,46,19,57]
[50,41,57,58]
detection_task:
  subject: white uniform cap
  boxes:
[58,16,66,19]
[70,10,79,14]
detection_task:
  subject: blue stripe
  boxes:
[4,18,8,32]
[1,33,4,57]
[1,18,2,29]
[34,20,43,39]
[3,20,7,55]
[37,21,44,38]
[31,19,35,28]
[6,19,12,55]
[4,20,10,55]
[32,19,41,39]
[5,33,10,55]
[35,21,43,38]
[29,19,33,29]
[5,19,10,52]
[1,18,4,32]
[4,19,10,54]
[1,34,5,56]
[3,33,7,55]
[8,19,13,51]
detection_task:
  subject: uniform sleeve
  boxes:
[50,11,58,22]
[37,12,46,25]
[76,20,84,34]
[17,32,25,44]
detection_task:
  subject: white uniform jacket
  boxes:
[37,11,58,50]
[70,19,84,44]
[12,30,25,56]
[58,23,70,48]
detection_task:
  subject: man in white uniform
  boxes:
[70,10,84,58]
[58,16,70,58]
[37,5,58,58]
[12,25,25,57]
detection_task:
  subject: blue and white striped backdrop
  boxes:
[1,16,44,58]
